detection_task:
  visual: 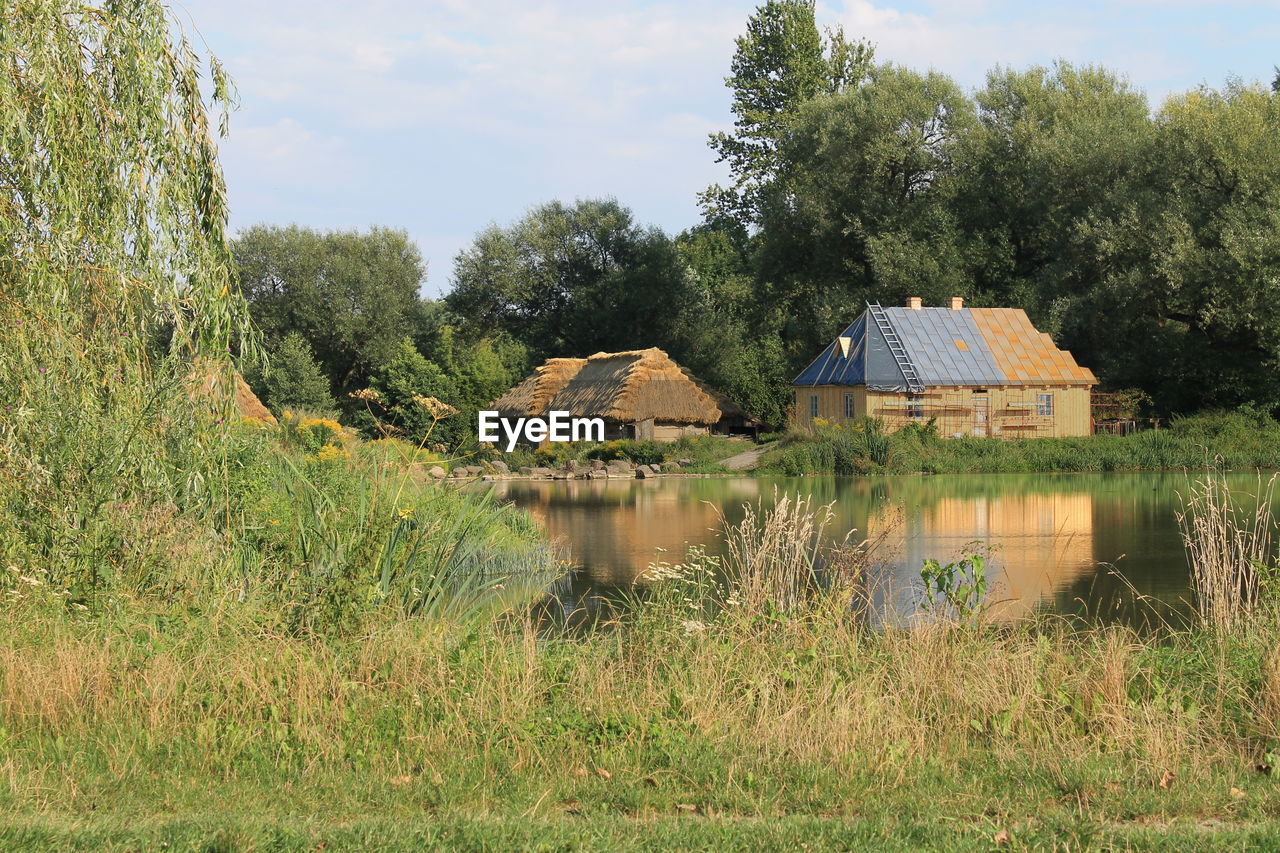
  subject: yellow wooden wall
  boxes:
[791,385,1092,438]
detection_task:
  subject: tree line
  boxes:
[236,0,1280,440]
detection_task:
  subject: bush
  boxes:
[278,411,348,455]
[584,439,668,466]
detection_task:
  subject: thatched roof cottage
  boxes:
[493,348,759,442]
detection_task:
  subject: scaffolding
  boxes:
[1090,392,1137,435]
[997,399,1052,435]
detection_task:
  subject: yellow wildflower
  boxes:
[315,443,349,463]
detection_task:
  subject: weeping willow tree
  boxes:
[0,0,253,601]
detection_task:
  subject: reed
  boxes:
[1177,468,1280,632]
[717,491,834,612]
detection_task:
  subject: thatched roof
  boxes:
[680,368,763,426]
[233,373,276,422]
[493,348,736,426]
[188,358,277,424]
[492,357,585,418]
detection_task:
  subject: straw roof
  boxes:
[188,358,277,423]
[492,357,585,418]
[680,368,763,425]
[492,348,730,425]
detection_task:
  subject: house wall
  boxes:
[593,421,711,442]
[653,423,709,442]
[791,385,1092,438]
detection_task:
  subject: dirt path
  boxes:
[719,442,774,471]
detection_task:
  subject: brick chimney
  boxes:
[906,296,922,310]
[950,296,964,310]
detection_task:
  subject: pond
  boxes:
[489,471,1280,627]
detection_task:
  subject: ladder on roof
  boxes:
[867,302,925,393]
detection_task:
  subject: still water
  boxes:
[490,472,1279,626]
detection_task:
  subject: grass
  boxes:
[759,410,1280,475]
[3,590,1280,849]
[3,479,1280,850]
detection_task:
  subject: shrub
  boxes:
[584,440,667,466]
[279,411,347,454]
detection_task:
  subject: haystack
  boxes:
[188,358,277,424]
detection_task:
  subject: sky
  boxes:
[177,0,1280,296]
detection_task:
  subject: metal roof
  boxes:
[881,307,1004,387]
[793,305,1096,390]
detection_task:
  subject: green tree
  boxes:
[446,199,690,360]
[1082,82,1280,410]
[356,339,458,446]
[953,63,1153,333]
[262,333,335,414]
[756,65,975,360]
[0,0,247,591]
[233,225,426,394]
[702,0,873,229]
[667,224,790,426]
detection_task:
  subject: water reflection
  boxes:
[489,472,1278,626]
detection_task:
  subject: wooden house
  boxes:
[493,347,760,441]
[791,297,1097,437]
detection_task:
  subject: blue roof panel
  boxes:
[794,305,1009,389]
[883,307,1005,386]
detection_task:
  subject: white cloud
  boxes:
[178,0,1277,274]
[826,0,1100,86]
[221,117,354,189]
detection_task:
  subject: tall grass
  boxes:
[761,410,1280,475]
[717,492,835,612]
[1178,469,1280,632]
[4,490,1280,846]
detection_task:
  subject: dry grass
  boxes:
[0,602,1259,807]
[717,491,836,612]
[1178,469,1279,632]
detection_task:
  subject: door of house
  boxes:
[972,392,989,436]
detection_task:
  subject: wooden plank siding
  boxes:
[791,385,1092,438]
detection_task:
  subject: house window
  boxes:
[906,394,924,419]
[1036,393,1054,416]
[810,395,819,419]
[844,393,855,420]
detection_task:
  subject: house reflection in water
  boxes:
[866,491,1097,623]
[490,472,1197,625]
[495,477,761,585]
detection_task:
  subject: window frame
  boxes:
[810,394,819,419]
[906,393,924,419]
[843,392,855,420]
[1036,392,1054,417]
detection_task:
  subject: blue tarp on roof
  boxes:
[793,306,1007,390]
